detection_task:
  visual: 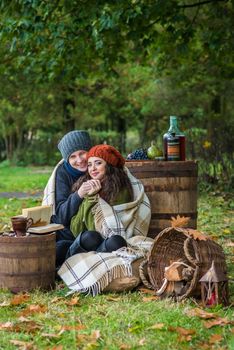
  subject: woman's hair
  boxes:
[72,164,133,203]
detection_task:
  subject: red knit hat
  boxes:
[86,145,125,167]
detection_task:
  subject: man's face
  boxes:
[68,150,88,171]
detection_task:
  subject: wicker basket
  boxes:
[146,227,227,301]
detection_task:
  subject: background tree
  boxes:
[0,0,233,186]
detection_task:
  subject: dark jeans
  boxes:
[56,230,127,268]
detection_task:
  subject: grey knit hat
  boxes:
[58,130,92,161]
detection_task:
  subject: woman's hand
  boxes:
[77,181,93,198]
[86,179,102,195]
[77,180,102,198]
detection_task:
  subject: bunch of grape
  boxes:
[126,148,149,160]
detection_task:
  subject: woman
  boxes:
[58,144,151,263]
[58,144,153,295]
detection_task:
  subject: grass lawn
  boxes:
[0,165,233,350]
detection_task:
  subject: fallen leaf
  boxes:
[147,323,164,330]
[91,330,101,340]
[59,324,86,331]
[223,229,231,234]
[41,332,61,338]
[139,338,146,346]
[65,297,79,306]
[181,335,194,342]
[51,296,64,303]
[203,317,233,328]
[50,346,63,350]
[0,321,14,331]
[187,229,208,241]
[106,296,121,302]
[185,308,217,319]
[128,325,143,333]
[19,304,47,316]
[138,287,155,295]
[171,215,190,228]
[142,296,159,302]
[76,331,101,348]
[10,339,35,349]
[209,334,223,344]
[119,344,131,349]
[0,301,10,307]
[226,241,234,247]
[168,326,196,336]
[10,294,30,305]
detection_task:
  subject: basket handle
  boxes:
[139,259,154,290]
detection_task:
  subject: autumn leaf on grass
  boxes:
[64,297,79,306]
[0,321,14,331]
[142,295,159,302]
[9,339,35,350]
[10,294,30,305]
[51,296,65,304]
[138,287,155,295]
[171,215,190,228]
[185,308,217,319]
[50,346,63,350]
[0,300,11,307]
[139,338,146,346]
[119,345,131,350]
[209,334,223,344]
[76,330,101,348]
[106,296,121,302]
[203,317,234,329]
[168,326,196,342]
[147,323,165,330]
[16,320,41,334]
[59,324,86,332]
[19,304,47,316]
[41,332,62,338]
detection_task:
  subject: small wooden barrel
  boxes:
[0,233,56,293]
[126,160,198,238]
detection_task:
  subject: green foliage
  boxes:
[0,0,233,185]
[0,164,51,192]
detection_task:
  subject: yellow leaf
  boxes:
[223,228,231,234]
[203,141,212,149]
[147,323,164,330]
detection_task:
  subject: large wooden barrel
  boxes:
[0,233,56,293]
[126,160,198,239]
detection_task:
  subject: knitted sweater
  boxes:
[70,188,131,237]
[50,163,83,228]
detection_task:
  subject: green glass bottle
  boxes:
[163,116,186,161]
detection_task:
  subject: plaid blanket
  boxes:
[58,169,153,295]
[58,237,154,296]
[93,168,151,240]
[42,160,64,214]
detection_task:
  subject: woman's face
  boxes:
[69,150,88,171]
[87,157,107,180]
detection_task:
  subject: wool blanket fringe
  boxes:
[58,250,136,296]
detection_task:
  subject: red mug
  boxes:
[11,216,33,237]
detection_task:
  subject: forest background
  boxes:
[0,0,233,190]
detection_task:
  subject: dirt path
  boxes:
[0,191,43,199]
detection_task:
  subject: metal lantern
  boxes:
[199,261,229,307]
